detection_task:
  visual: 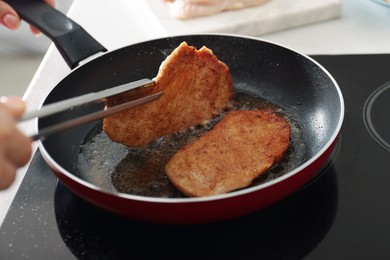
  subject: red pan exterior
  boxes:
[40,132,340,224]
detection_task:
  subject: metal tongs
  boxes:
[20,78,162,141]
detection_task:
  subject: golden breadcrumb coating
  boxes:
[166,110,291,197]
[103,42,233,147]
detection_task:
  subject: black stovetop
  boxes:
[1,54,390,259]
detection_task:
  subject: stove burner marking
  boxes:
[363,81,390,152]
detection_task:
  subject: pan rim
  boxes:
[38,33,345,204]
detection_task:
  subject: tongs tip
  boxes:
[24,78,161,141]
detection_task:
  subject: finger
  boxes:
[0,96,26,119]
[6,128,32,167]
[0,120,32,167]
[0,159,16,190]
[45,0,56,8]
[29,25,41,36]
[0,100,32,166]
[0,1,21,30]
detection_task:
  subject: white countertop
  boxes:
[1,0,390,226]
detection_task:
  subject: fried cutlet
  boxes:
[165,110,291,197]
[103,42,233,147]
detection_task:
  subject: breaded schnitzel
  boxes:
[103,42,233,147]
[166,110,291,197]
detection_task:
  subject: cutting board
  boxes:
[144,0,341,36]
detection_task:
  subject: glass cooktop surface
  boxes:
[1,54,390,259]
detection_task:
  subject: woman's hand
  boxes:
[0,0,55,35]
[0,97,32,190]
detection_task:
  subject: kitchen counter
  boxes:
[1,0,390,226]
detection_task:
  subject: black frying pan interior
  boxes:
[39,35,341,190]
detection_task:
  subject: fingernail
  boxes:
[3,14,20,30]
[0,96,25,110]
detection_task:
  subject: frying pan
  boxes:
[9,0,344,224]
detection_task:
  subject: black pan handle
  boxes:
[5,0,107,69]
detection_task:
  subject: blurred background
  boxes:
[1,0,389,97]
[0,0,73,97]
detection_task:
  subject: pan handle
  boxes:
[5,0,107,69]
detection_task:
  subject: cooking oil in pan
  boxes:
[78,92,306,197]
